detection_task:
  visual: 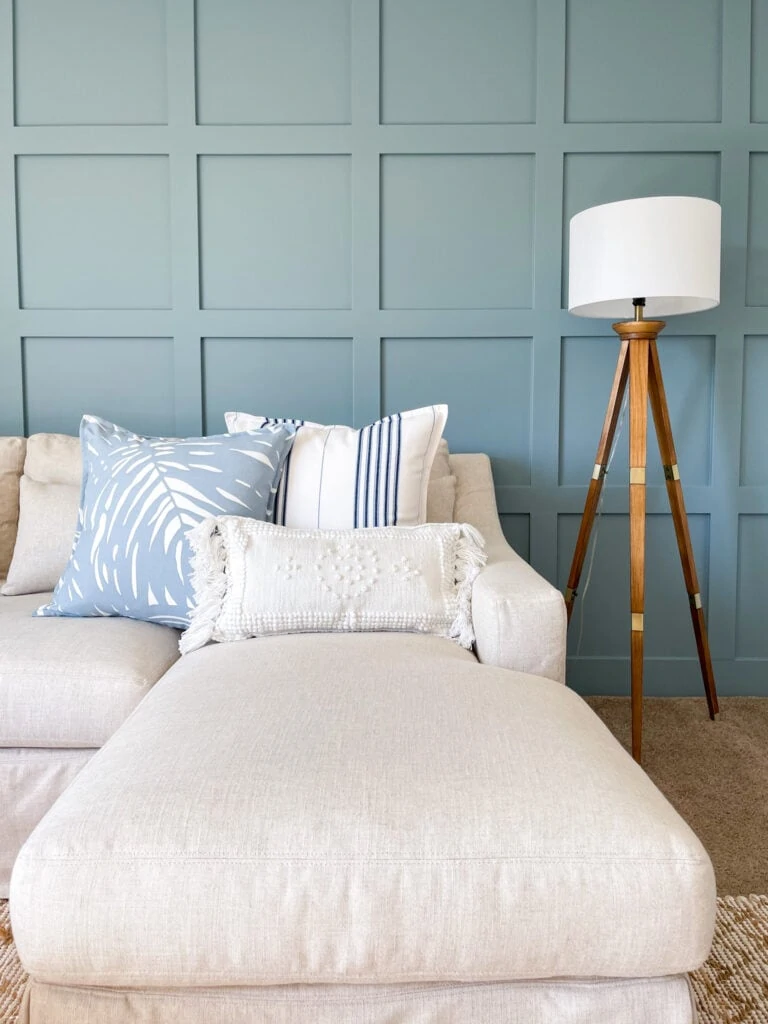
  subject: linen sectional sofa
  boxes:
[1,434,716,1023]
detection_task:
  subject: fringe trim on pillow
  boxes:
[179,518,228,655]
[450,523,488,649]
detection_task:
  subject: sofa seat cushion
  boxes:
[0,593,180,747]
[11,634,715,987]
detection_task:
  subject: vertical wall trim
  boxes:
[0,1,22,433]
[528,0,567,579]
[166,0,203,435]
[351,0,381,425]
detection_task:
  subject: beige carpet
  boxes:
[1,897,767,1023]
[586,697,768,895]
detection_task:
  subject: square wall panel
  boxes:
[752,0,768,122]
[195,0,350,125]
[22,337,175,437]
[736,515,768,657]
[381,337,532,486]
[16,156,171,310]
[199,156,351,309]
[740,336,768,484]
[380,0,535,124]
[202,338,353,432]
[500,514,530,562]
[565,0,721,123]
[381,155,534,310]
[747,154,768,305]
[559,335,714,486]
[562,152,720,307]
[14,0,167,125]
[557,513,710,659]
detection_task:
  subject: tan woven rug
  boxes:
[2,897,767,1022]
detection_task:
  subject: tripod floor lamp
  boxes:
[566,196,722,763]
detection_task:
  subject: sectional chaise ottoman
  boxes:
[1,437,715,1023]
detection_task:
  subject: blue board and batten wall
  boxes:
[0,0,766,695]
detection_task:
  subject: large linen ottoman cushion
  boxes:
[11,634,715,988]
[0,593,179,747]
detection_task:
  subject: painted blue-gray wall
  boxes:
[0,0,766,696]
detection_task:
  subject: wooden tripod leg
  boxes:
[648,341,719,719]
[564,338,630,623]
[629,338,649,763]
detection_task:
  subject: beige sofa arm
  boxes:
[472,539,567,683]
[449,453,567,684]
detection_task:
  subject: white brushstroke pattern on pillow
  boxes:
[37,416,296,627]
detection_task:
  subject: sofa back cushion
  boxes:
[426,439,456,523]
[1,434,81,596]
[0,437,26,579]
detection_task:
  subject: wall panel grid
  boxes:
[0,0,765,694]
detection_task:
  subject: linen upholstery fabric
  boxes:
[2,479,79,595]
[426,474,456,523]
[37,416,296,628]
[0,747,93,898]
[426,439,456,522]
[17,976,697,1024]
[181,519,486,654]
[21,433,81,486]
[452,453,567,683]
[0,436,26,579]
[2,433,81,596]
[225,405,447,529]
[0,592,179,747]
[11,633,715,987]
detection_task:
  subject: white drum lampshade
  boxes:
[568,196,721,319]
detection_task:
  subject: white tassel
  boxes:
[450,522,487,649]
[179,518,228,655]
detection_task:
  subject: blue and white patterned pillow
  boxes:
[37,415,296,628]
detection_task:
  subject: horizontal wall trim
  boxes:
[10,124,768,147]
[9,310,768,331]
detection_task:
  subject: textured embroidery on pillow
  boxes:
[180,518,487,655]
[36,415,296,628]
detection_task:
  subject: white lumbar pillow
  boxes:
[225,405,448,530]
[180,517,486,656]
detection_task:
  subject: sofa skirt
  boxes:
[0,748,94,897]
[19,975,696,1024]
